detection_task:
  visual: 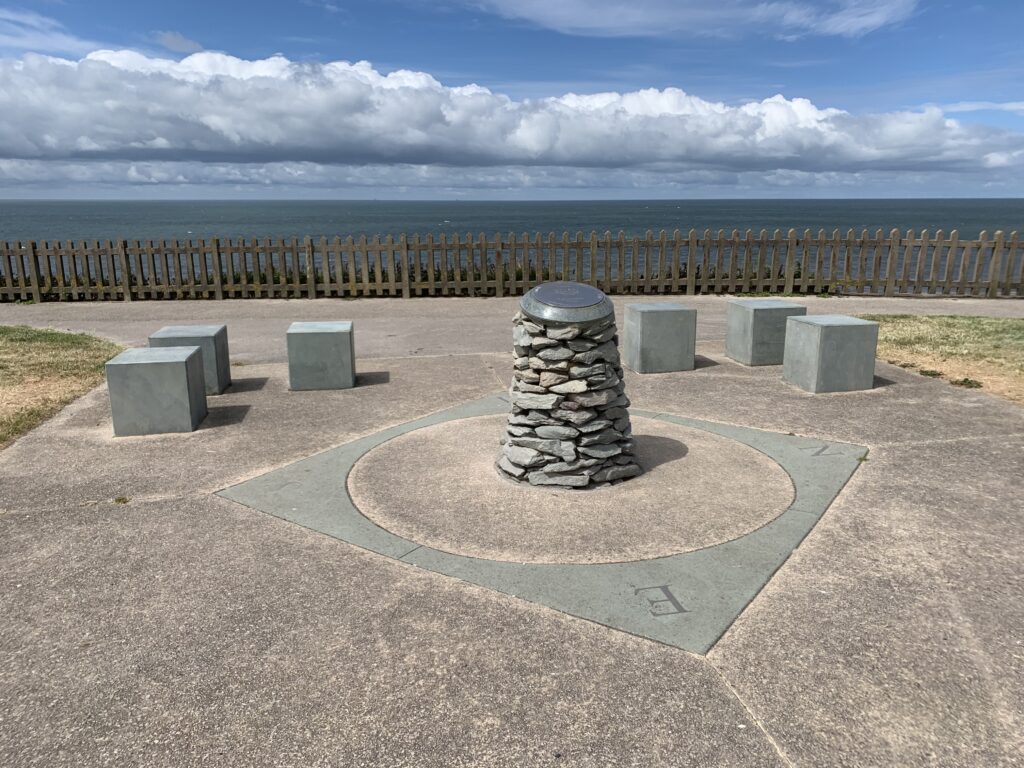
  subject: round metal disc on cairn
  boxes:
[520,282,615,326]
[499,281,642,489]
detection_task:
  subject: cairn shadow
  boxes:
[632,434,689,472]
[872,375,897,389]
[694,355,720,369]
[357,371,391,387]
[227,377,269,393]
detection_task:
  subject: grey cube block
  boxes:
[287,321,356,390]
[622,303,697,373]
[783,315,879,393]
[106,347,208,436]
[149,324,231,395]
[726,299,807,366]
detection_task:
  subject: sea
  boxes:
[0,199,1022,242]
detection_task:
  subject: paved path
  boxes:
[1,297,1022,767]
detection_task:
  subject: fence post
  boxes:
[884,229,900,296]
[988,231,1005,298]
[783,229,797,293]
[211,237,224,300]
[117,238,133,302]
[304,236,316,298]
[399,235,411,298]
[494,233,504,297]
[25,240,42,303]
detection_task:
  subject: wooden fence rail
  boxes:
[1,228,1021,302]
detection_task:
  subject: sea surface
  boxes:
[1,199,1022,242]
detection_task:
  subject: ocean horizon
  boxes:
[1,198,1022,243]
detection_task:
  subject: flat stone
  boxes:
[578,428,624,446]
[572,340,619,366]
[512,411,561,427]
[590,374,621,391]
[538,371,569,387]
[549,379,589,394]
[591,463,643,482]
[510,437,576,461]
[535,425,580,440]
[579,443,623,459]
[557,400,581,411]
[543,457,601,472]
[569,388,619,407]
[587,325,617,343]
[545,325,580,341]
[569,362,609,379]
[513,356,530,369]
[521,320,544,334]
[577,419,613,433]
[530,336,560,349]
[513,324,533,348]
[503,444,548,468]
[613,417,630,432]
[514,344,530,358]
[506,425,536,438]
[529,357,570,372]
[526,470,591,488]
[512,381,548,394]
[602,407,628,420]
[550,407,597,425]
[517,369,541,383]
[536,345,574,362]
[496,456,527,478]
[567,338,597,351]
[581,317,614,338]
[510,391,562,410]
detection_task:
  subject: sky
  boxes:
[0,0,1023,199]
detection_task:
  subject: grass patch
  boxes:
[861,315,1024,404]
[0,325,122,449]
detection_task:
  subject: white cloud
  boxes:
[0,49,1020,195]
[0,9,102,55]
[460,0,918,38]
[944,101,1024,117]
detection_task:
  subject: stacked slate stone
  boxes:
[498,311,643,488]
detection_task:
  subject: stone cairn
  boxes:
[497,307,642,489]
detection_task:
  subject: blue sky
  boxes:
[1,0,1023,198]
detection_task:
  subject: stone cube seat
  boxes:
[622,303,697,373]
[149,324,231,395]
[726,299,807,366]
[287,321,356,391]
[783,315,879,393]
[106,347,208,436]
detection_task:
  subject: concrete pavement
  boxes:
[1,296,1022,766]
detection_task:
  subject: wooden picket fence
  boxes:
[1,228,1021,302]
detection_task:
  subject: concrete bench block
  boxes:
[149,324,231,395]
[287,321,356,390]
[622,303,697,373]
[106,347,208,436]
[783,315,879,393]
[726,299,807,366]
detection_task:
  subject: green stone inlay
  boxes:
[217,394,865,655]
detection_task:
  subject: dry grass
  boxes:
[861,314,1024,404]
[0,325,121,448]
